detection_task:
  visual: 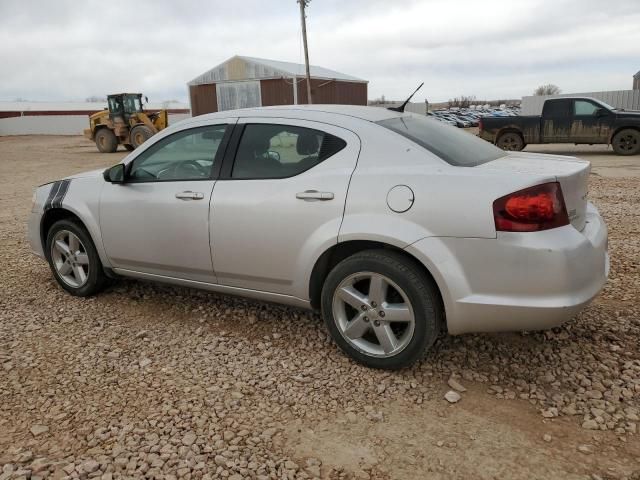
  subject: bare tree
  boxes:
[448,95,476,108]
[533,84,561,96]
[368,95,388,105]
[85,96,106,102]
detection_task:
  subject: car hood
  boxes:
[63,168,106,180]
[614,109,640,118]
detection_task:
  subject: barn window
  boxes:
[217,81,261,111]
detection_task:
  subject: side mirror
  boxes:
[144,96,149,104]
[595,108,607,117]
[103,164,125,183]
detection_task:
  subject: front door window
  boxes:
[574,100,599,116]
[128,125,227,182]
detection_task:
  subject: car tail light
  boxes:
[493,182,569,232]
[478,118,483,132]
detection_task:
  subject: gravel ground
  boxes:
[0,136,638,480]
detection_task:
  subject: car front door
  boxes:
[541,99,572,143]
[100,122,233,283]
[571,99,612,143]
[210,118,360,298]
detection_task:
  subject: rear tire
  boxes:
[497,132,525,151]
[130,125,154,148]
[45,219,108,297]
[95,129,118,153]
[321,250,442,370]
[612,129,640,156]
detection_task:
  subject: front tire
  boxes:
[612,129,640,155]
[95,128,118,153]
[321,250,442,370]
[497,131,525,151]
[45,219,108,297]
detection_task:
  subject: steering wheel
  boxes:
[157,160,208,179]
[131,166,156,179]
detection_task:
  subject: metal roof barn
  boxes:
[188,55,368,116]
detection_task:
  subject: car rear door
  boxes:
[541,99,572,143]
[100,121,234,283]
[209,117,360,297]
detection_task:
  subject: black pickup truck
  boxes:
[479,97,640,155]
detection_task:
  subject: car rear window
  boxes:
[376,114,506,167]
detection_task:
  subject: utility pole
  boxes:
[298,0,313,104]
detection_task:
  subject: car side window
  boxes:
[128,125,227,182]
[231,124,346,179]
[574,100,599,116]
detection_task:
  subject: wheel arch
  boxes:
[609,125,640,144]
[39,208,111,270]
[495,127,524,143]
[308,240,445,317]
[93,124,116,137]
[40,209,85,257]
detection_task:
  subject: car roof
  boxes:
[182,104,405,127]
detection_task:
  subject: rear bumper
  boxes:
[405,202,608,334]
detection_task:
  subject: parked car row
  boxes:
[429,107,521,128]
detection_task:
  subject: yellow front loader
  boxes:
[84,93,168,153]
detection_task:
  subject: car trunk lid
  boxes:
[479,152,590,231]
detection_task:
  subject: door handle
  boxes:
[175,191,205,200]
[296,190,334,201]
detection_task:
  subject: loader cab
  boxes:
[107,93,143,122]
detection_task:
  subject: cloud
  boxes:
[0,0,638,103]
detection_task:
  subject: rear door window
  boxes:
[231,124,346,179]
[542,99,572,118]
[376,115,505,167]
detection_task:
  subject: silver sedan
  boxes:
[28,105,609,369]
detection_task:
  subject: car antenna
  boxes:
[388,83,424,112]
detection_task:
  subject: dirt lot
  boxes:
[0,135,638,480]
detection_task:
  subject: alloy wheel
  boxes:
[616,134,637,152]
[499,134,522,151]
[50,230,90,288]
[332,272,415,358]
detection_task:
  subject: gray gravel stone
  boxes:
[29,425,49,436]
[444,391,461,403]
[1,141,638,478]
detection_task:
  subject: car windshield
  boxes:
[377,114,506,167]
[124,95,142,113]
[594,99,616,110]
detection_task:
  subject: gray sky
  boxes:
[1,0,638,104]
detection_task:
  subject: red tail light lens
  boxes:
[493,182,569,232]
